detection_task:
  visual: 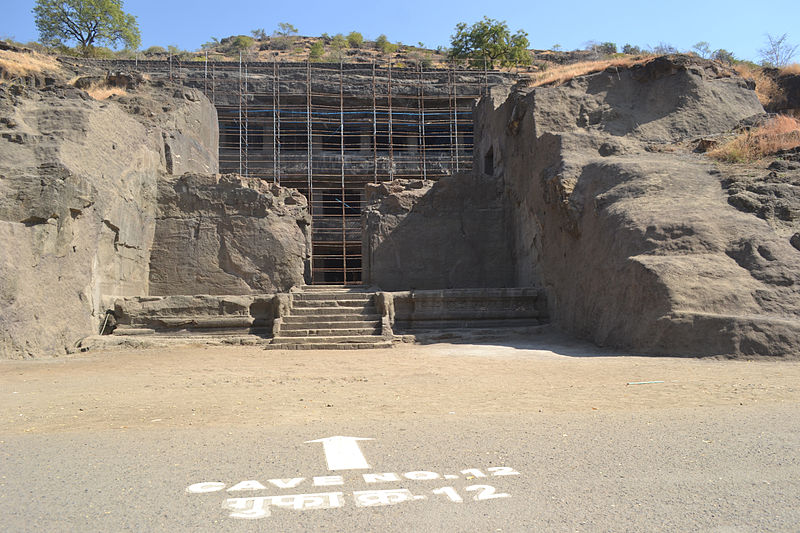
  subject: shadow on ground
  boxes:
[400,324,637,358]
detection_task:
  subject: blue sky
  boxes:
[3,0,800,63]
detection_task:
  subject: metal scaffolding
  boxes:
[114,59,511,285]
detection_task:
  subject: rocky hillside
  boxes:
[475,55,800,357]
[0,49,308,358]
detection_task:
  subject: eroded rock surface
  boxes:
[149,173,311,295]
[765,69,800,117]
[474,55,800,357]
[720,150,800,241]
[0,65,219,358]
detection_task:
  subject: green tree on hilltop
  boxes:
[375,34,397,55]
[274,23,298,37]
[309,40,324,61]
[33,0,140,56]
[347,31,363,49]
[449,17,530,68]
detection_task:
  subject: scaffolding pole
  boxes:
[243,60,249,177]
[387,61,394,181]
[275,60,281,184]
[339,60,347,283]
[306,61,313,204]
[448,67,455,173]
[418,65,427,181]
[372,62,377,184]
[272,60,277,183]
[238,53,242,175]
[454,70,460,173]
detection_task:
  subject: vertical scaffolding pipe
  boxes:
[272,60,277,183]
[372,62,377,184]
[275,61,281,184]
[211,62,215,105]
[238,53,242,175]
[244,60,249,177]
[448,66,455,172]
[484,56,489,95]
[169,53,173,82]
[418,65,427,181]
[203,51,208,97]
[306,61,313,203]
[387,61,394,180]
[339,60,347,283]
[454,70,460,173]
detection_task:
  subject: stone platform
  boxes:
[78,287,548,351]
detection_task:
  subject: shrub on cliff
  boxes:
[220,35,254,54]
[142,45,166,56]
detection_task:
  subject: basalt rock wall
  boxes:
[362,175,515,290]
[475,56,800,357]
[149,173,311,295]
[0,66,219,358]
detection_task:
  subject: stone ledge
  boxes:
[380,287,549,331]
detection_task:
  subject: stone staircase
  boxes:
[267,286,392,350]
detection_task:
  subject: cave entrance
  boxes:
[311,188,363,285]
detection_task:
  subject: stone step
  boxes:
[281,318,381,328]
[290,306,378,316]
[279,327,380,337]
[281,315,381,325]
[264,340,393,350]
[299,285,366,292]
[293,292,373,302]
[111,327,271,337]
[291,298,374,308]
[270,334,386,345]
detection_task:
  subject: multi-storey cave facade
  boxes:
[127,59,519,285]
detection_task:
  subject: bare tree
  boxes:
[692,41,711,59]
[759,33,799,67]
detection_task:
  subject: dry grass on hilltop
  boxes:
[0,49,60,82]
[528,56,653,87]
[781,64,800,75]
[734,63,784,108]
[709,115,800,163]
[82,83,128,100]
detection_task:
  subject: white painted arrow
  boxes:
[306,436,374,470]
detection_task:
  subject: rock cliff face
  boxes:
[149,173,310,295]
[766,69,800,117]
[362,175,514,290]
[0,65,219,358]
[475,56,800,356]
[0,82,159,357]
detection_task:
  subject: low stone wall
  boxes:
[379,288,547,330]
[110,294,280,335]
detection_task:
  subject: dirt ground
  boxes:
[2,329,799,436]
